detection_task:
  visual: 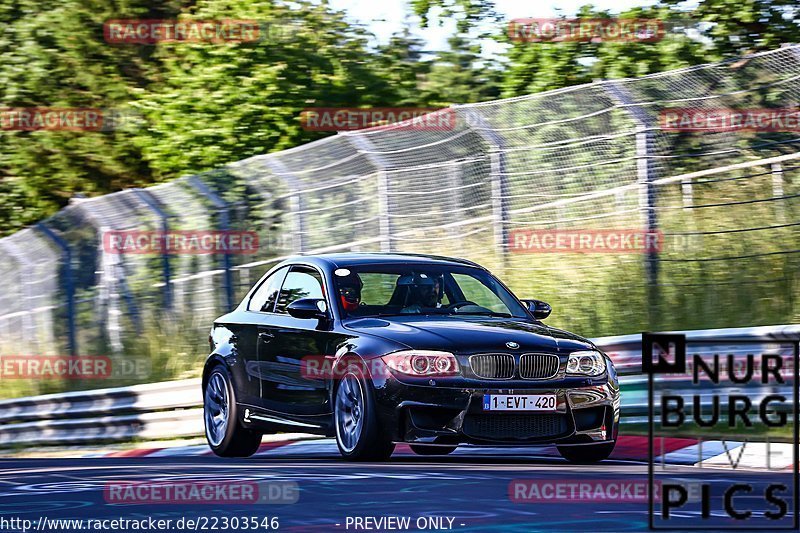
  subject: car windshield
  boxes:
[333,264,528,319]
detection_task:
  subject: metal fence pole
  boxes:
[604,82,660,327]
[453,106,509,257]
[133,189,172,310]
[35,223,77,356]
[71,198,142,349]
[188,176,234,311]
[264,159,306,254]
[771,163,785,223]
[342,133,393,252]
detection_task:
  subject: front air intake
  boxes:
[519,353,560,379]
[470,354,515,379]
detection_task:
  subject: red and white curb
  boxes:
[62,436,796,470]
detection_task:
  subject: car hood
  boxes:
[343,316,596,354]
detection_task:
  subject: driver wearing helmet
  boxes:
[337,273,363,314]
[401,273,443,313]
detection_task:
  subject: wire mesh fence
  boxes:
[1,44,798,361]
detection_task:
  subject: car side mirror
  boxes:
[286,298,329,320]
[522,299,551,320]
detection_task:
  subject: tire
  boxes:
[409,445,457,456]
[334,364,395,461]
[557,441,616,463]
[204,364,262,458]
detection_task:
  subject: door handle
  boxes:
[258,332,275,343]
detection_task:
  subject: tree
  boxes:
[665,0,800,56]
[372,27,431,106]
[499,5,712,98]
[0,0,182,231]
[130,0,405,178]
[420,33,501,105]
[410,0,497,33]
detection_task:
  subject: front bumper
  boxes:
[373,377,620,446]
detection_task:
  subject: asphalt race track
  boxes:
[0,446,795,532]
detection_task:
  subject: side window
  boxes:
[248,267,288,312]
[274,267,325,314]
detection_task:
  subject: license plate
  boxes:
[482,394,556,411]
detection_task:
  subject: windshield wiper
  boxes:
[457,311,513,318]
[359,313,411,318]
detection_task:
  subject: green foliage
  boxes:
[421,34,501,105]
[3,0,799,234]
[0,0,504,233]
[410,0,497,33]
[666,0,800,56]
[0,0,181,229]
[132,0,397,178]
[499,5,715,98]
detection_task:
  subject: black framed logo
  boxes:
[646,334,799,530]
[642,332,686,375]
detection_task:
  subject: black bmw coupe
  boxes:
[203,253,620,462]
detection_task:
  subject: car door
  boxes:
[237,265,289,406]
[257,264,337,417]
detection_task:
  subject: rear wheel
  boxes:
[557,441,615,463]
[409,445,457,456]
[334,365,395,461]
[204,365,262,457]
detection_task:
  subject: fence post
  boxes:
[681,178,693,207]
[264,159,306,254]
[604,82,660,327]
[133,189,172,310]
[77,199,144,352]
[772,163,785,222]
[453,106,509,258]
[445,164,462,238]
[187,176,234,311]
[35,223,77,356]
[342,133,393,252]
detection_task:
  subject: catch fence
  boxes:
[1,45,798,358]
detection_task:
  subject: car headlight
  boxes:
[566,350,606,376]
[382,350,460,377]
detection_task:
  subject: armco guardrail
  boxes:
[0,379,202,446]
[0,325,796,447]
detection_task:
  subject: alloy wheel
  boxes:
[204,371,229,447]
[335,373,365,453]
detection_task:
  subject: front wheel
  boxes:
[204,365,262,457]
[334,365,395,461]
[557,441,616,463]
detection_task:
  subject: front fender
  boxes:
[202,323,242,392]
[327,334,404,405]
[202,353,229,392]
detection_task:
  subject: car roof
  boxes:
[284,253,485,270]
